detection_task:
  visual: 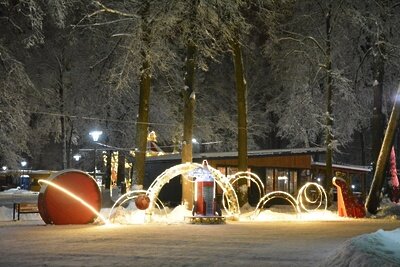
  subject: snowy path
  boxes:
[0,219,398,266]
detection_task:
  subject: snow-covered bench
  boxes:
[13,202,39,221]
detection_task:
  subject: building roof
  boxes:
[311,161,372,173]
[146,147,326,162]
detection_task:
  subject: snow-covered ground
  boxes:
[1,188,400,266]
[321,200,400,267]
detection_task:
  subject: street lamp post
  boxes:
[89,131,102,179]
[21,160,27,168]
[73,154,81,162]
[20,160,28,189]
[73,154,81,169]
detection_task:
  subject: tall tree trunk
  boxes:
[60,115,67,169]
[371,44,385,174]
[231,39,248,207]
[324,6,334,196]
[134,5,151,188]
[366,84,400,214]
[56,51,74,170]
[134,56,151,187]
[105,150,112,189]
[57,53,67,170]
[66,125,73,168]
[359,131,366,166]
[181,41,196,208]
[104,105,111,188]
[117,151,125,187]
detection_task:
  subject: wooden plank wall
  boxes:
[207,154,312,169]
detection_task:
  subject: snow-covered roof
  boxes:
[0,170,54,176]
[204,147,326,159]
[146,147,326,162]
[312,161,372,172]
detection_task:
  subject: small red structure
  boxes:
[192,160,216,216]
[135,194,150,210]
[332,177,365,218]
[38,170,102,225]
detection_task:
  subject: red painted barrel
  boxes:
[38,170,102,225]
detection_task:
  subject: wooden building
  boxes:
[143,147,371,205]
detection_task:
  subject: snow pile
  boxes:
[0,206,13,221]
[0,188,38,204]
[371,198,400,220]
[319,228,400,266]
[105,203,192,225]
[1,187,38,195]
[238,203,346,221]
[253,209,346,221]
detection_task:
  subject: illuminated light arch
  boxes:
[253,191,300,217]
[207,165,240,217]
[146,163,240,217]
[228,171,265,198]
[296,182,327,212]
[107,190,169,222]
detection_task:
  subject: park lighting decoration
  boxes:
[2,166,7,171]
[73,154,82,162]
[89,130,103,142]
[296,182,328,212]
[38,179,109,225]
[89,130,103,177]
[21,160,27,167]
[37,170,106,225]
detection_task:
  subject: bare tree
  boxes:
[87,0,180,188]
[264,0,367,194]
[0,0,82,168]
[348,0,400,212]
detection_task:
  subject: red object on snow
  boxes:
[389,147,400,202]
[390,146,399,188]
[193,160,216,216]
[135,194,150,210]
[38,170,101,225]
[332,177,365,218]
[195,181,215,216]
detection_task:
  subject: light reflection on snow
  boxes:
[102,203,347,225]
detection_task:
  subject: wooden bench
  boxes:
[13,203,39,221]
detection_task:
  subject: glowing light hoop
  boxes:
[145,163,240,218]
[296,182,328,212]
[228,171,265,198]
[146,163,198,215]
[108,190,168,222]
[253,191,300,217]
[38,179,109,225]
[208,167,240,217]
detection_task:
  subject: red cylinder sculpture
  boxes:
[38,170,102,225]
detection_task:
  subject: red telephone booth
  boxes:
[192,160,216,216]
